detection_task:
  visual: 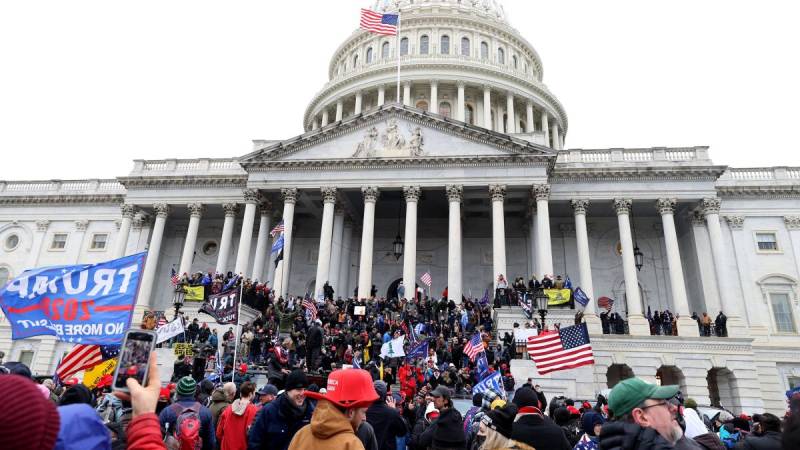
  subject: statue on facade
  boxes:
[383,118,405,150]
[353,126,379,158]
[408,127,424,156]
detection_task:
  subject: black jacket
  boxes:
[734,431,782,450]
[366,400,408,450]
[511,413,571,450]
[247,394,313,450]
[599,422,674,450]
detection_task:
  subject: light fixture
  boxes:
[535,288,549,330]
[630,202,645,272]
[172,285,186,319]
[393,234,404,261]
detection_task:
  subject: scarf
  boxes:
[280,395,307,422]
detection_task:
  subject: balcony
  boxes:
[716,166,800,196]
[128,158,245,177]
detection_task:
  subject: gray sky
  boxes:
[1,0,798,181]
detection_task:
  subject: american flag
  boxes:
[463,332,483,362]
[269,221,285,238]
[301,297,318,321]
[420,272,432,287]
[597,296,614,312]
[527,323,594,375]
[55,344,120,381]
[170,268,180,286]
[360,9,398,36]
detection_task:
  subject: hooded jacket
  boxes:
[126,413,167,450]
[55,404,111,450]
[248,392,314,450]
[287,399,365,450]
[598,422,674,450]
[366,399,408,450]
[216,397,258,450]
[512,412,572,450]
[208,388,231,427]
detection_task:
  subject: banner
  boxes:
[200,289,239,325]
[354,306,366,316]
[544,288,572,306]
[184,286,205,302]
[0,253,146,345]
[472,371,506,399]
[406,340,428,360]
[156,318,185,344]
[513,328,538,343]
[83,359,117,388]
[380,335,405,358]
[573,287,590,307]
[173,343,194,357]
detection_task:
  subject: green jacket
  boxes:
[276,305,298,333]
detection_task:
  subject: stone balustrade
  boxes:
[129,158,245,176]
[557,147,711,164]
[0,179,125,195]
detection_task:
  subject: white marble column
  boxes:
[278,188,298,298]
[402,186,421,297]
[314,187,338,299]
[559,131,565,150]
[70,220,89,264]
[614,199,649,335]
[234,189,260,276]
[113,204,136,258]
[506,92,516,133]
[527,204,537,276]
[489,184,507,290]
[335,100,343,121]
[446,185,463,303]
[321,109,329,127]
[179,203,204,276]
[497,104,505,133]
[354,91,363,115]
[216,203,238,274]
[457,82,466,121]
[311,119,319,131]
[403,83,412,106]
[329,208,345,293]
[430,81,438,114]
[542,112,550,147]
[533,184,553,278]
[785,216,800,289]
[251,202,272,282]
[702,198,745,333]
[572,199,602,334]
[338,219,354,297]
[357,187,379,299]
[483,86,492,130]
[657,199,698,336]
[377,85,385,107]
[551,123,561,150]
[139,203,169,308]
[526,102,534,134]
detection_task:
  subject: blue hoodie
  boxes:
[55,404,111,450]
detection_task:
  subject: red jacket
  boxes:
[126,413,167,450]
[216,399,258,450]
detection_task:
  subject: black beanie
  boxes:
[284,369,308,391]
[512,387,540,410]
[484,403,518,439]
[472,392,484,407]
[59,384,93,406]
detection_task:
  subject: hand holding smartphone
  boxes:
[112,329,158,392]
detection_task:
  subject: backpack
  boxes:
[165,402,203,450]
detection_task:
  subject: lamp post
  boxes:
[535,288,549,331]
[172,285,186,320]
[392,234,404,261]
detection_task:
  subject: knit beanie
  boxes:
[176,376,197,397]
[512,387,541,410]
[0,375,60,450]
[373,380,388,401]
[284,369,308,391]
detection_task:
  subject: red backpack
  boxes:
[165,402,203,450]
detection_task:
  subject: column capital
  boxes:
[571,199,589,215]
[482,84,491,92]
[222,203,239,217]
[403,81,412,88]
[35,219,50,232]
[258,200,273,215]
[784,216,800,230]
[533,184,550,201]
[690,210,706,226]
[242,189,260,204]
[403,185,422,202]
[445,184,463,203]
[187,202,205,218]
[724,215,745,230]
[114,220,122,231]
[430,79,439,87]
[506,90,515,97]
[132,213,150,229]
[121,204,136,218]
[362,186,380,203]
[154,203,170,218]
[321,186,338,204]
[656,198,676,215]
[456,81,466,88]
[701,197,721,215]
[489,184,506,202]
[613,198,632,215]
[74,220,89,231]
[281,187,298,204]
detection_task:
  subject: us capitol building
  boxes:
[1,0,798,415]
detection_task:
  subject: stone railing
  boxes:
[0,179,125,195]
[718,167,800,181]
[557,147,711,164]
[129,158,245,176]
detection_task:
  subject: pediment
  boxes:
[240,105,554,166]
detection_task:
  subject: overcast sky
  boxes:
[1,0,798,181]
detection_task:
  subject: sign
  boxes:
[544,288,572,306]
[83,359,117,388]
[380,335,405,358]
[513,328,539,343]
[0,253,146,345]
[156,318,185,344]
[354,305,366,316]
[173,343,194,357]
[155,347,176,384]
[184,286,205,302]
[200,289,239,325]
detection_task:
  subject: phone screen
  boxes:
[114,331,155,389]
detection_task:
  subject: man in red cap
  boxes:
[288,368,379,450]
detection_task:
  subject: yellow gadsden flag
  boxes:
[184,286,205,302]
[544,289,572,306]
[83,359,117,388]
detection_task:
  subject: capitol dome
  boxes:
[303,0,568,149]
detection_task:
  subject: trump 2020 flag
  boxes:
[0,253,146,345]
[573,287,590,307]
[473,371,506,399]
[406,340,428,361]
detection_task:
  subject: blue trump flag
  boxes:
[406,340,429,360]
[476,351,489,378]
[473,371,506,399]
[271,234,284,254]
[0,252,147,345]
[573,287,590,307]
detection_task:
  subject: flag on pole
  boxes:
[573,287,590,307]
[56,344,120,381]
[406,340,428,360]
[170,268,180,286]
[269,221,285,238]
[360,9,398,36]
[479,288,490,306]
[463,332,483,362]
[597,296,614,312]
[476,351,490,378]
[472,372,506,399]
[527,323,594,375]
[271,234,284,254]
[564,277,573,289]
[420,272,432,287]
[274,249,284,268]
[302,297,318,321]
[380,335,406,358]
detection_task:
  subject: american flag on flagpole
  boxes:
[270,221,285,238]
[360,8,398,36]
[301,297,318,321]
[597,296,614,312]
[170,268,180,286]
[527,323,594,375]
[463,332,484,362]
[420,272,432,287]
[55,344,120,381]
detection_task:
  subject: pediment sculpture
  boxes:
[352,119,424,158]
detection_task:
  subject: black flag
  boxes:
[274,249,284,268]
[200,289,239,325]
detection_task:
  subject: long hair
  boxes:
[480,427,515,450]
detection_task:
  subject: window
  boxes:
[50,233,67,250]
[497,48,505,64]
[4,234,19,251]
[440,35,450,54]
[415,100,429,111]
[419,35,429,54]
[465,105,474,124]
[203,241,218,256]
[353,54,359,67]
[366,47,373,63]
[461,37,470,56]
[382,41,390,59]
[90,233,108,250]
[0,267,10,288]
[756,232,779,252]
[513,55,518,69]
[400,37,409,56]
[770,293,796,332]
[19,350,34,368]
[439,102,452,118]
[481,41,489,59]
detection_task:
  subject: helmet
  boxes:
[304,369,379,409]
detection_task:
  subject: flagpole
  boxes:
[232,280,243,382]
[395,10,401,103]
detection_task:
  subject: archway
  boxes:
[607,364,635,388]
[657,365,687,392]
[707,368,741,411]
[386,278,420,300]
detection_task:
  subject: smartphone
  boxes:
[112,329,157,392]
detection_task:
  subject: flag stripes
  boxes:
[463,332,483,361]
[360,9,398,36]
[527,323,594,375]
[56,344,102,380]
[420,272,432,287]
